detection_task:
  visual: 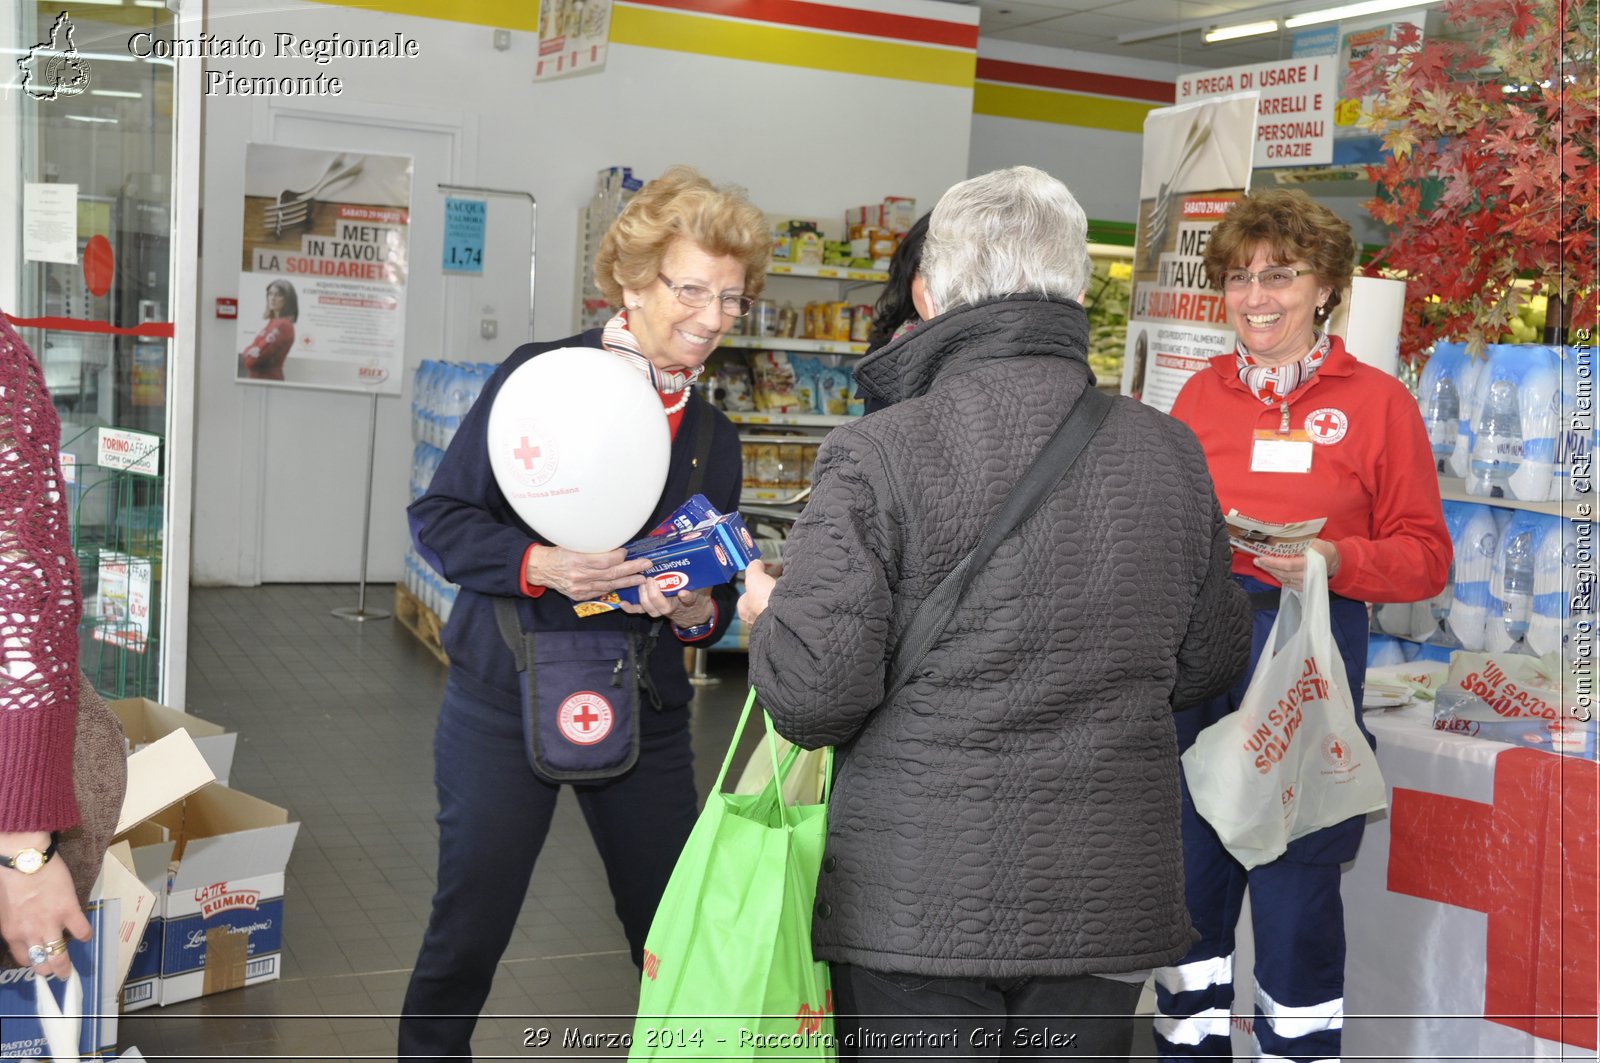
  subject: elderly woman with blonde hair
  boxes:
[400,165,769,1063]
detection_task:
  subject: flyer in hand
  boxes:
[1224,510,1327,558]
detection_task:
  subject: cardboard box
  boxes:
[142,784,299,1006]
[111,697,237,785]
[117,824,174,1012]
[112,730,218,1011]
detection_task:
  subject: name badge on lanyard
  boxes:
[1250,402,1312,473]
[1251,430,1314,473]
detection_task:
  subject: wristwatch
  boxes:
[0,832,60,875]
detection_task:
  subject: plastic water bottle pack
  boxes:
[1417,343,1469,473]
[1463,344,1565,500]
[1446,503,1500,651]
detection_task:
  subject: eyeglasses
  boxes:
[657,274,754,317]
[1221,267,1316,291]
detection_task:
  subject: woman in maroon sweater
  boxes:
[0,314,90,981]
[238,278,298,381]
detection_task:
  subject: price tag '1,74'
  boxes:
[442,197,486,275]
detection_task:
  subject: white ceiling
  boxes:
[941,0,1347,68]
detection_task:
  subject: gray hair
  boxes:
[921,166,1089,313]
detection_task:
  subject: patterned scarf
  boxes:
[1235,330,1332,406]
[601,311,702,411]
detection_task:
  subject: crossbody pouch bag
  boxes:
[488,399,716,782]
[493,598,661,783]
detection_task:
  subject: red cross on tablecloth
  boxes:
[514,437,542,469]
[1387,748,1598,1049]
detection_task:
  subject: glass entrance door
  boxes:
[5,1,191,701]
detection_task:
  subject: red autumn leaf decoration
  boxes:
[1347,0,1598,360]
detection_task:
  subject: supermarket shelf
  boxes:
[767,263,889,282]
[719,335,868,355]
[742,488,810,504]
[740,501,805,523]
[1437,476,1578,518]
[726,411,854,428]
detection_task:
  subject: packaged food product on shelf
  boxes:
[750,351,805,412]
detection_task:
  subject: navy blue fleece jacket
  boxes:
[408,329,743,710]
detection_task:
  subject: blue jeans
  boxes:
[1154,576,1372,1062]
[398,679,697,1062]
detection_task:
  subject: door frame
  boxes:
[230,100,478,586]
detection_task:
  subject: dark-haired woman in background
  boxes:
[857,213,931,415]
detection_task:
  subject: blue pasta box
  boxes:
[139,783,299,1006]
[576,496,760,616]
[0,900,118,1059]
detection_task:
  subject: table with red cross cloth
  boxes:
[1334,703,1599,1058]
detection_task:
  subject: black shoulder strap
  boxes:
[687,395,717,497]
[883,385,1114,702]
[493,596,526,668]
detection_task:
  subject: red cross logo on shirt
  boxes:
[1387,748,1598,1049]
[1304,407,1349,445]
[557,692,614,745]
[514,437,542,469]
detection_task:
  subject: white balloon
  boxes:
[487,347,671,552]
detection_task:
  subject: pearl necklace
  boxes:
[662,388,691,415]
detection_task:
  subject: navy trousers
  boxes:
[1154,576,1372,1062]
[398,679,698,1062]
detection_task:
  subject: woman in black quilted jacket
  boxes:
[739,166,1252,1061]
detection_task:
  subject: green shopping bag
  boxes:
[629,688,834,1061]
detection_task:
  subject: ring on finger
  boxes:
[27,944,49,966]
[44,938,68,956]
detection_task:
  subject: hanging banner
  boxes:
[1121,93,1258,413]
[1177,57,1337,168]
[536,0,612,81]
[236,143,411,395]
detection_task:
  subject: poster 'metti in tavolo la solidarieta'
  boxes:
[235,142,412,396]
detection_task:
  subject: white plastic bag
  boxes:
[1182,552,1387,869]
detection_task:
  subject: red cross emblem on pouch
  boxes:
[558,692,614,745]
[1304,407,1349,444]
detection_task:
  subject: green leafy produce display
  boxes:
[1083,256,1132,384]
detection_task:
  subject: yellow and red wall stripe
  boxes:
[974,57,1173,135]
[315,0,980,88]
